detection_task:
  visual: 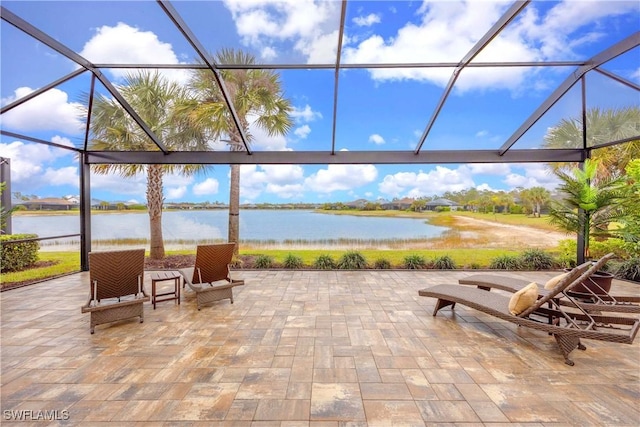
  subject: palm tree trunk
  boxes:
[228,164,240,256]
[147,165,165,260]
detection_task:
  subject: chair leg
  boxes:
[433,299,455,316]
[554,334,581,366]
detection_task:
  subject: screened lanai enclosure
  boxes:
[1,0,639,269]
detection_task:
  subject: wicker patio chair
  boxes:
[419,255,640,365]
[81,249,149,334]
[458,254,640,314]
[179,243,244,310]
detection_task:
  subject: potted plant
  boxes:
[549,159,625,294]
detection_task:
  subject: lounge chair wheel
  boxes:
[565,359,575,366]
[578,343,586,351]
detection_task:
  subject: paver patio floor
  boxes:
[1,269,639,426]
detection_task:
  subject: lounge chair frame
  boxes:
[179,243,244,310]
[459,257,640,314]
[419,254,640,365]
[81,249,149,334]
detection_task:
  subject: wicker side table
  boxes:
[151,271,181,309]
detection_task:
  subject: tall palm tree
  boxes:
[544,107,640,181]
[548,159,625,262]
[88,71,209,259]
[188,49,293,254]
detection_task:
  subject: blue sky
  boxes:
[1,0,638,204]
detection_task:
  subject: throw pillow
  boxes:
[508,282,539,315]
[544,272,569,290]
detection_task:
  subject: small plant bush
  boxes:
[373,258,391,269]
[614,258,640,282]
[313,254,336,270]
[433,255,456,270]
[338,251,368,269]
[489,255,523,270]
[0,234,40,272]
[254,254,274,269]
[283,253,304,269]
[520,249,554,270]
[403,254,427,269]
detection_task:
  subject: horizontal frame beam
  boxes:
[86,149,585,165]
[90,61,588,70]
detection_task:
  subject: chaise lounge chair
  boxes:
[179,243,245,310]
[419,256,640,365]
[458,254,640,314]
[81,249,150,334]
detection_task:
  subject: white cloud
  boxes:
[240,164,305,200]
[476,183,496,192]
[91,169,194,199]
[223,0,342,63]
[353,13,381,27]
[261,46,278,60]
[0,140,77,191]
[193,178,220,196]
[467,163,511,175]
[475,130,489,137]
[369,133,384,145]
[340,1,636,92]
[294,125,311,139]
[379,166,475,198]
[79,22,188,83]
[166,186,187,200]
[305,163,378,193]
[368,134,385,145]
[503,163,559,190]
[291,104,323,123]
[1,87,84,135]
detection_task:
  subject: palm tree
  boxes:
[618,159,640,253]
[88,71,209,259]
[544,107,640,181]
[188,49,293,254]
[527,187,550,218]
[548,159,625,262]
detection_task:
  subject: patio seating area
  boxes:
[1,269,639,426]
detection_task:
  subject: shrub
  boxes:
[0,234,40,272]
[590,238,629,259]
[254,254,274,269]
[313,254,336,270]
[614,258,640,282]
[520,249,554,270]
[468,262,481,269]
[433,255,457,270]
[338,251,368,269]
[373,258,391,269]
[403,254,427,269]
[489,255,523,270]
[283,253,304,269]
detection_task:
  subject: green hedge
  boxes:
[0,234,40,272]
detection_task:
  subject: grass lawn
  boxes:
[1,247,528,290]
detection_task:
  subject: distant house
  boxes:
[21,197,78,211]
[344,199,369,209]
[424,198,458,211]
[381,197,415,210]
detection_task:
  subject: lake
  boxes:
[11,210,448,248]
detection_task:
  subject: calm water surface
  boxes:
[12,210,447,245]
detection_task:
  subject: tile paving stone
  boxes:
[1,270,638,425]
[310,383,365,421]
[362,400,425,427]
